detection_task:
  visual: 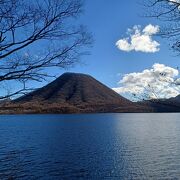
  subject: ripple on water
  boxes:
[0,113,179,179]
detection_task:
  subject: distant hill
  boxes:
[10,72,146,113]
[138,95,180,112]
[169,95,180,103]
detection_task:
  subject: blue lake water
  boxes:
[0,113,180,179]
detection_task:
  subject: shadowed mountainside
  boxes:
[7,72,148,113]
[15,72,131,105]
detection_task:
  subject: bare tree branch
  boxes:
[143,0,180,52]
[0,0,92,100]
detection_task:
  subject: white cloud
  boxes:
[143,24,160,35]
[113,64,180,100]
[169,0,180,3]
[116,24,160,53]
[169,0,180,9]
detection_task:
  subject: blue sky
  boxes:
[58,0,179,90]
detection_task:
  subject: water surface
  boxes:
[0,113,180,179]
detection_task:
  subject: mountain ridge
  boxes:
[0,72,179,114]
[15,72,132,105]
[10,72,149,113]
[139,95,180,112]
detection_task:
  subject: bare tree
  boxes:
[143,0,180,52]
[0,0,92,100]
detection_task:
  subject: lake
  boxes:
[0,113,180,179]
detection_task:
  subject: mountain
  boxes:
[15,72,131,105]
[139,94,180,112]
[10,72,146,113]
[169,95,180,103]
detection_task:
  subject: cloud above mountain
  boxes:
[169,0,180,6]
[170,0,180,3]
[116,24,160,53]
[113,63,180,100]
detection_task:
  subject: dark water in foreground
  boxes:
[0,113,180,179]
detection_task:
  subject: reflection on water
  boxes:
[0,113,179,179]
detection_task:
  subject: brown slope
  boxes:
[11,72,147,113]
[15,72,131,105]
